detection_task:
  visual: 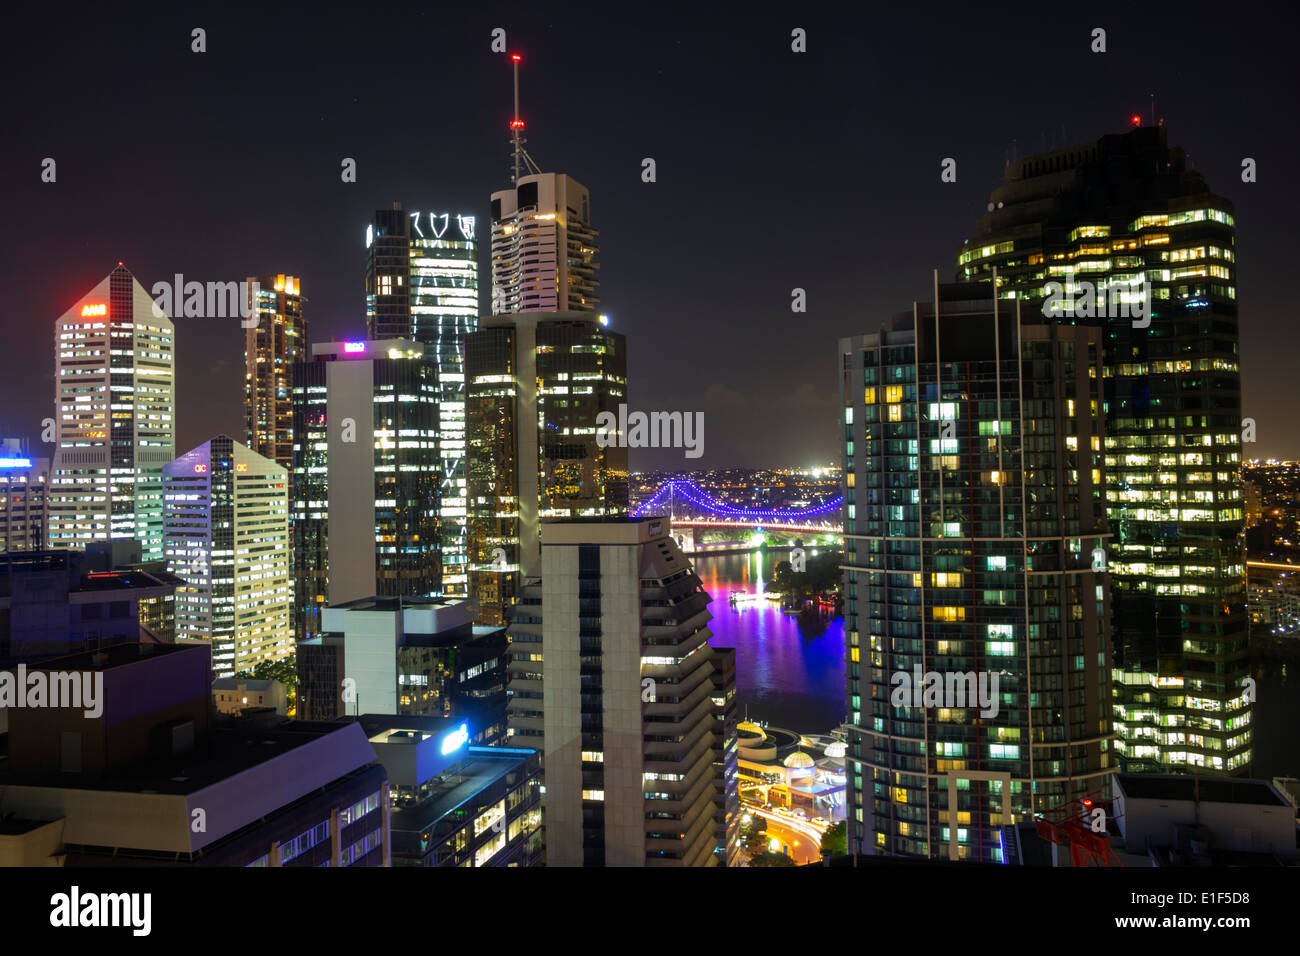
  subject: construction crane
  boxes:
[1033,793,1123,867]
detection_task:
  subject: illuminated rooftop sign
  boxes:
[0,457,33,468]
[409,212,476,241]
[343,342,366,354]
[80,303,107,317]
[440,722,469,755]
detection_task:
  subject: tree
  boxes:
[770,550,844,604]
[741,815,768,852]
[748,850,797,867]
[233,657,298,717]
[821,820,847,857]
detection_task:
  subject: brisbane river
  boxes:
[694,550,846,735]
[694,550,1300,779]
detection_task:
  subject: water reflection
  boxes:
[693,551,1300,776]
[696,550,846,734]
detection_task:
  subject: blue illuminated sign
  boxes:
[440,722,469,755]
[0,458,33,469]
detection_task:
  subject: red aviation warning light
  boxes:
[1034,793,1122,867]
[506,51,540,184]
[1130,114,1141,126]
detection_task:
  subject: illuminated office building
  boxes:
[306,597,505,731]
[465,313,627,626]
[490,173,598,315]
[244,274,306,472]
[506,518,731,866]
[956,124,1249,775]
[290,340,440,640]
[50,264,175,561]
[164,436,291,677]
[0,441,50,553]
[839,280,1111,862]
[366,204,478,596]
[362,714,543,867]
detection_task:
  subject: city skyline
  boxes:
[5,6,1297,469]
[2,0,1298,886]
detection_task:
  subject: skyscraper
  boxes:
[840,280,1112,862]
[164,435,291,677]
[244,274,306,472]
[0,440,50,553]
[465,312,628,626]
[290,339,441,640]
[506,517,731,866]
[365,204,478,596]
[50,264,175,561]
[490,173,599,315]
[956,125,1250,776]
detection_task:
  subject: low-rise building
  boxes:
[361,714,542,866]
[212,677,287,716]
[299,597,507,743]
[0,642,389,867]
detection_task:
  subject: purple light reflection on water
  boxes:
[695,551,846,734]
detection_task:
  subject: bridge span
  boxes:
[631,479,843,554]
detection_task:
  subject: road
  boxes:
[747,806,825,865]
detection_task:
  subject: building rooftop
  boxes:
[388,746,537,833]
[330,596,464,613]
[212,678,280,693]
[74,570,174,593]
[22,641,200,673]
[0,717,369,796]
[1116,774,1290,807]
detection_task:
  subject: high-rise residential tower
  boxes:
[290,339,441,640]
[490,174,599,315]
[840,280,1112,862]
[244,274,306,472]
[365,204,478,596]
[955,124,1250,776]
[163,435,291,677]
[50,264,175,561]
[465,312,628,626]
[506,517,732,866]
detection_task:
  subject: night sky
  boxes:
[4,1,1297,469]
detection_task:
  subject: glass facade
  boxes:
[366,206,479,597]
[465,316,628,626]
[243,274,305,473]
[956,125,1250,776]
[290,344,441,640]
[841,285,1111,861]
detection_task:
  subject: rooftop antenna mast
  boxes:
[510,53,542,184]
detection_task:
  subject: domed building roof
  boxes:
[737,720,766,739]
[783,751,815,769]
[823,741,847,759]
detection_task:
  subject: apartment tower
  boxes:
[955,124,1249,775]
[840,279,1112,861]
[507,518,732,866]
